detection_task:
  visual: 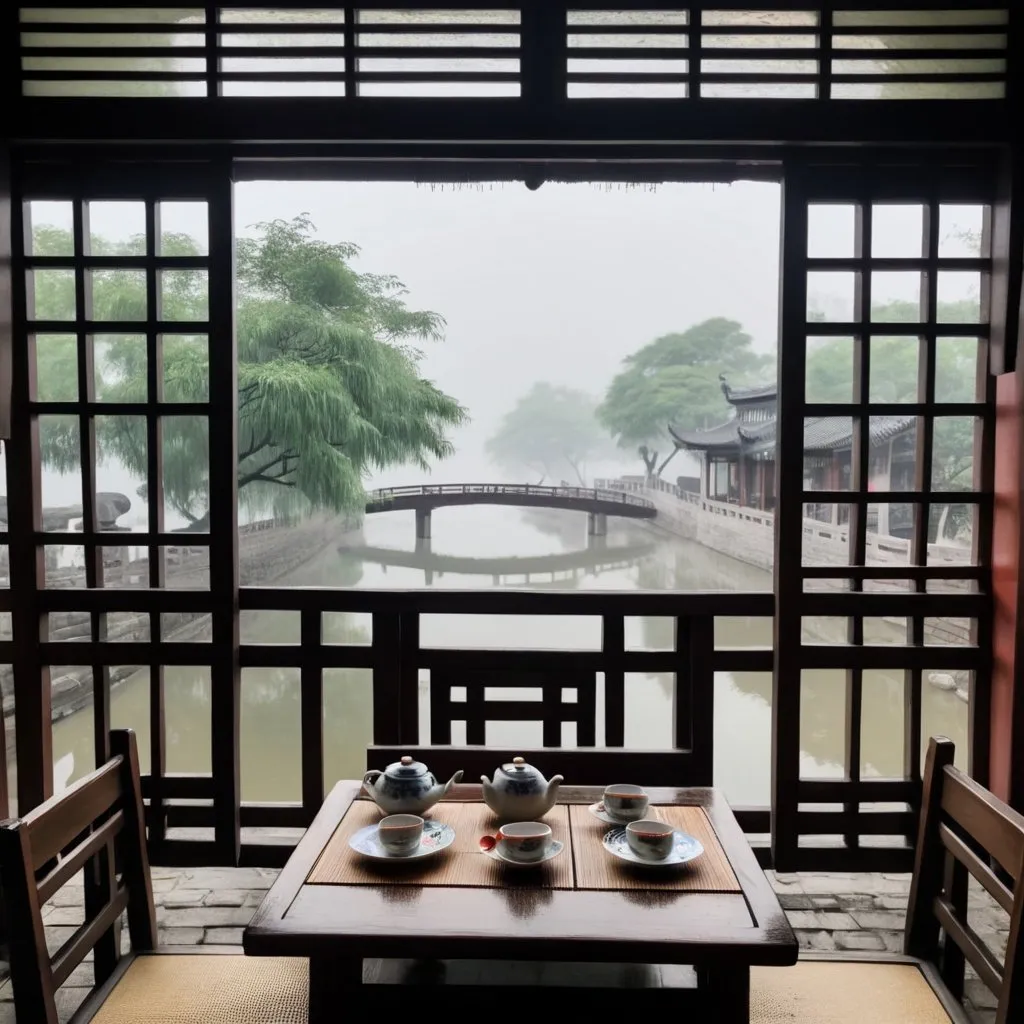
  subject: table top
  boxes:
[243,782,797,967]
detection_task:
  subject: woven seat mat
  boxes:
[308,801,574,888]
[92,955,308,1024]
[569,804,741,892]
[751,962,952,1024]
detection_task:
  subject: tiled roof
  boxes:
[721,379,777,404]
[673,414,914,455]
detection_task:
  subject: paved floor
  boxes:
[0,868,1007,1022]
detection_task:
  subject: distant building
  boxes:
[669,377,916,535]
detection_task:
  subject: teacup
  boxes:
[378,813,424,856]
[625,819,675,861]
[479,821,552,863]
[603,784,649,822]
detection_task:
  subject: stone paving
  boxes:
[0,869,1009,1022]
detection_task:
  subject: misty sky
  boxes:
[236,179,782,485]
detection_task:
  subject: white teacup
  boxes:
[603,784,649,822]
[378,814,424,855]
[479,821,552,863]
[625,819,674,861]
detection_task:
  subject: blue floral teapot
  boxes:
[362,756,463,816]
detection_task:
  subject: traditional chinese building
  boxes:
[670,378,916,534]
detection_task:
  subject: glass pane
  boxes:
[241,667,301,802]
[804,418,852,490]
[110,666,151,774]
[869,336,919,403]
[159,269,208,321]
[324,668,374,791]
[625,615,675,651]
[102,543,150,588]
[802,617,848,643]
[39,415,82,525]
[715,617,772,648]
[861,669,905,777]
[866,502,914,562]
[158,201,209,256]
[26,201,74,255]
[94,334,147,402]
[807,271,856,322]
[28,269,76,321]
[921,669,969,773]
[161,546,210,589]
[45,545,85,587]
[929,505,975,559]
[938,272,982,323]
[871,271,922,321]
[95,415,146,530]
[166,666,212,773]
[806,336,853,403]
[34,334,78,402]
[800,669,846,781]
[88,270,146,321]
[162,334,208,401]
[87,201,146,255]
[871,204,924,258]
[802,504,852,565]
[871,418,917,491]
[936,337,982,403]
[163,416,209,532]
[808,204,856,258]
[51,666,95,787]
[625,672,673,749]
[240,609,300,644]
[322,612,372,645]
[939,204,987,258]
[932,417,977,492]
[714,670,772,806]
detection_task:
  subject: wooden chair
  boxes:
[0,729,308,1024]
[751,736,1024,1024]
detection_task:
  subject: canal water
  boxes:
[49,505,969,809]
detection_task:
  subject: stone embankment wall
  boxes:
[600,477,975,673]
[0,514,349,727]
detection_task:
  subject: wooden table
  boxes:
[244,782,797,1022]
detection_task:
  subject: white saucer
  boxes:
[588,801,644,826]
[349,819,455,861]
[482,839,564,868]
[602,827,704,868]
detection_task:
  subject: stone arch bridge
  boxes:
[364,483,657,538]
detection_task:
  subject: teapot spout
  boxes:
[443,769,464,796]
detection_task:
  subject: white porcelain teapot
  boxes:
[362,756,463,817]
[481,756,563,822]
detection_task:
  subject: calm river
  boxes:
[49,506,969,808]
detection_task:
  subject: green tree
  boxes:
[34,216,467,525]
[598,317,771,478]
[486,383,612,486]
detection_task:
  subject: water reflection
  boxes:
[50,505,969,808]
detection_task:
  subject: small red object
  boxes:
[478,834,497,852]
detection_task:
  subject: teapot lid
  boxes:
[498,756,540,780]
[386,755,428,778]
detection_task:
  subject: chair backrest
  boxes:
[906,736,1024,1024]
[0,729,157,1024]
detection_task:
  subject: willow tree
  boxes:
[34,216,467,525]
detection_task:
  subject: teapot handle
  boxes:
[362,769,383,791]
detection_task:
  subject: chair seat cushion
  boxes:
[752,961,953,1024]
[91,954,308,1024]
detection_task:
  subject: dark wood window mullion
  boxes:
[145,198,167,852]
[602,614,625,746]
[10,170,52,810]
[968,203,997,784]
[906,198,939,792]
[844,199,871,850]
[689,7,702,99]
[207,167,241,863]
[344,7,356,99]
[300,608,324,820]
[75,199,110,767]
[817,8,832,101]
[771,161,810,872]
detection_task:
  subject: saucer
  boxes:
[482,839,564,869]
[349,819,455,861]
[601,827,704,868]
[588,801,644,826]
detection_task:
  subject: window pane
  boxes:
[808,204,856,258]
[87,201,146,255]
[871,204,924,258]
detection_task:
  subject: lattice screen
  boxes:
[17,4,1010,100]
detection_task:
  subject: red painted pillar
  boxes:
[991,370,1024,808]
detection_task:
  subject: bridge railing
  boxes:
[367,483,655,510]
